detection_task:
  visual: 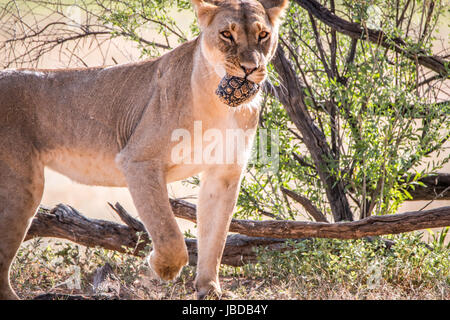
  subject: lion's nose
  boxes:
[240,63,258,76]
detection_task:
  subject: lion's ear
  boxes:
[259,0,289,24]
[191,0,219,29]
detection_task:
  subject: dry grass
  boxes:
[11,232,450,300]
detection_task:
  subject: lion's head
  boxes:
[192,0,288,84]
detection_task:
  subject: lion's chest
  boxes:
[166,110,259,182]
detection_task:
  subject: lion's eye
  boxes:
[259,31,269,41]
[220,31,233,42]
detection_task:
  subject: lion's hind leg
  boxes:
[0,150,44,300]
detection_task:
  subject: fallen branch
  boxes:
[26,204,289,267]
[26,200,450,268]
[168,199,450,239]
[407,173,450,200]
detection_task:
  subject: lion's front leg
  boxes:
[194,165,243,299]
[118,158,188,281]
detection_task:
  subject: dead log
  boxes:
[226,206,450,239]
[27,205,142,254]
[26,200,450,267]
[407,173,450,200]
[169,198,450,239]
[26,204,289,267]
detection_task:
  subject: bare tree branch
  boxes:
[280,187,329,223]
[293,0,449,78]
[0,0,170,68]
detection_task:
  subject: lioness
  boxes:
[0,0,287,299]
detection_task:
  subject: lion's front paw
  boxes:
[194,278,222,300]
[147,249,188,281]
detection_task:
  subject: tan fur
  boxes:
[0,0,287,299]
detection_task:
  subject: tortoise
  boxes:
[215,74,260,107]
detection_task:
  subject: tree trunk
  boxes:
[272,44,354,222]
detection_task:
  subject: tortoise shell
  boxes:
[215,74,260,107]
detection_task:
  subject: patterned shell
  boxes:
[215,74,260,107]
